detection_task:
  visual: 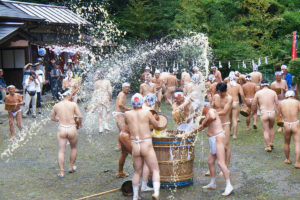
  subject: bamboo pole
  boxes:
[75,188,121,200]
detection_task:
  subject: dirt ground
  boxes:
[0,97,300,200]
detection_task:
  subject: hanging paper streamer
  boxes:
[265,57,268,64]
[166,61,168,67]
[252,59,255,67]
[219,61,222,68]
[242,60,246,68]
[258,58,261,66]
[192,60,195,66]
[228,61,231,69]
[173,61,175,68]
[238,62,240,69]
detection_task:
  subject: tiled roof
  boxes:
[0,2,41,20]
[0,22,23,44]
[1,0,90,25]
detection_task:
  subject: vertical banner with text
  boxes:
[291,31,297,60]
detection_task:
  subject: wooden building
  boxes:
[0,0,90,88]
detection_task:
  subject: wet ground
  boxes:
[0,95,300,200]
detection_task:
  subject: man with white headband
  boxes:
[271,71,288,132]
[227,72,245,139]
[206,74,218,104]
[184,74,199,96]
[211,65,222,83]
[242,75,258,130]
[88,70,112,133]
[62,71,79,102]
[209,82,232,176]
[235,71,246,85]
[191,106,233,196]
[279,90,300,168]
[249,64,262,87]
[4,85,24,141]
[169,90,194,132]
[281,64,293,89]
[271,71,288,102]
[165,69,178,103]
[141,66,151,83]
[114,82,131,132]
[50,89,82,178]
[152,70,164,112]
[251,80,279,152]
[140,73,156,97]
[193,66,203,83]
[124,93,160,200]
[181,68,191,89]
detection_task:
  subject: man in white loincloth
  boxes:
[279,90,300,168]
[50,90,82,178]
[252,80,279,152]
[193,106,233,196]
[125,93,160,200]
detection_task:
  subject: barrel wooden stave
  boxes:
[151,134,195,187]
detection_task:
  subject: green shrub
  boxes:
[289,58,300,83]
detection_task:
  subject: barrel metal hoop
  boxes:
[148,179,193,187]
[152,140,194,144]
[153,145,193,149]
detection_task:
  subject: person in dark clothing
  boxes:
[50,64,63,100]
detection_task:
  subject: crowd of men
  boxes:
[2,60,299,199]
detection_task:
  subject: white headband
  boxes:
[155,69,160,74]
[7,85,15,89]
[191,74,200,83]
[281,65,287,70]
[245,76,251,81]
[261,82,269,86]
[285,90,295,98]
[208,74,215,81]
[122,82,130,87]
[275,71,282,76]
[174,92,184,98]
[235,71,240,75]
[131,93,144,108]
[145,93,157,107]
[211,66,216,69]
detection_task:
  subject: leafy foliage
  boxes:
[289,58,300,83]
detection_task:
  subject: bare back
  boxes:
[250,71,262,85]
[166,75,178,87]
[125,109,158,140]
[242,82,257,98]
[51,100,82,125]
[280,99,300,122]
[227,83,242,102]
[254,88,278,111]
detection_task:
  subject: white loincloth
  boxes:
[209,131,225,155]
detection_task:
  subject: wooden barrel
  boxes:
[273,88,281,95]
[149,134,195,187]
[240,106,250,117]
[277,116,284,127]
